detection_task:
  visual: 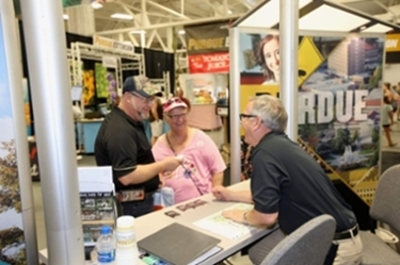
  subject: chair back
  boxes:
[261,215,336,265]
[370,164,400,233]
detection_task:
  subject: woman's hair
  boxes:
[384,95,391,104]
[257,34,279,81]
[178,96,191,111]
[148,98,163,122]
[249,95,287,132]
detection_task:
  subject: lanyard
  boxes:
[165,133,203,195]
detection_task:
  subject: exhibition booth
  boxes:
[2,0,400,264]
[228,0,400,209]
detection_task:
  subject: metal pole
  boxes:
[280,0,299,141]
[19,0,85,264]
[229,27,241,185]
[0,1,38,264]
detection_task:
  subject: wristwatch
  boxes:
[243,211,249,224]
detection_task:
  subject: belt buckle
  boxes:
[118,189,145,202]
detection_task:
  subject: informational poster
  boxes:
[240,33,384,205]
[0,14,26,265]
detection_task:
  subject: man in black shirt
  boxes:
[95,76,182,217]
[213,95,362,264]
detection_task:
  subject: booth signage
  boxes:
[0,11,27,263]
[385,34,400,52]
[102,56,118,68]
[93,35,134,53]
[239,32,384,206]
[184,21,229,55]
[188,52,229,73]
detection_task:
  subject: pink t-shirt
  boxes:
[152,129,226,203]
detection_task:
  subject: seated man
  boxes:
[213,95,362,265]
[95,76,182,217]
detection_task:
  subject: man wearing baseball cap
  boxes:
[95,76,182,217]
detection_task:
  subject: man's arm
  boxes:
[118,157,181,186]
[222,208,278,228]
[245,209,278,228]
[213,186,253,204]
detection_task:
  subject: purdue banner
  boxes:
[240,33,384,205]
[185,21,230,73]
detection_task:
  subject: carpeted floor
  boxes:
[381,151,400,175]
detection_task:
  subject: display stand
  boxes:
[150,71,171,98]
[69,42,145,153]
[78,166,117,248]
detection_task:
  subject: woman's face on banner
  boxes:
[263,38,280,82]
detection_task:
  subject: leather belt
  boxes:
[334,225,358,240]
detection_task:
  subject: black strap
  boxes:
[165,133,203,195]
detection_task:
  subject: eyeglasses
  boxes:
[130,92,154,104]
[166,113,188,120]
[239,113,258,120]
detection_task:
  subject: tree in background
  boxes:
[0,140,26,265]
[0,140,21,214]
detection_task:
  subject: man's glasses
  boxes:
[239,113,258,120]
[166,113,188,120]
[130,92,154,104]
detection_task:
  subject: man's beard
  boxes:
[138,111,149,120]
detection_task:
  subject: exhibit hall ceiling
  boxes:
[62,0,400,50]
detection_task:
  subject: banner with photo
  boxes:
[240,33,384,205]
[0,16,26,265]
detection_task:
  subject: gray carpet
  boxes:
[381,151,400,174]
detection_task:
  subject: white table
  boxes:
[39,180,273,264]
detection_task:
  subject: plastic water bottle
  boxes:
[97,226,116,265]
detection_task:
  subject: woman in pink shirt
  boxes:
[152,97,226,204]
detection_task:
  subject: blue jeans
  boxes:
[121,194,154,218]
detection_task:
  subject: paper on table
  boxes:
[194,203,257,240]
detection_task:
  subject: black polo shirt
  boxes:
[251,131,356,234]
[94,107,160,192]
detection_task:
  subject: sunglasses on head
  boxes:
[163,98,184,108]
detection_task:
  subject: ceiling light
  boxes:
[111,13,134,20]
[63,14,69,20]
[227,10,233,14]
[91,2,103,9]
[360,26,367,30]
[362,23,394,33]
[130,30,146,34]
[178,30,185,35]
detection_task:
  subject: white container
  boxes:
[115,216,136,249]
[115,216,139,265]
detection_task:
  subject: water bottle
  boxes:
[97,226,116,265]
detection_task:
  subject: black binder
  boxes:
[138,223,221,265]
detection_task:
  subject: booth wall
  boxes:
[239,32,384,206]
[0,14,27,265]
